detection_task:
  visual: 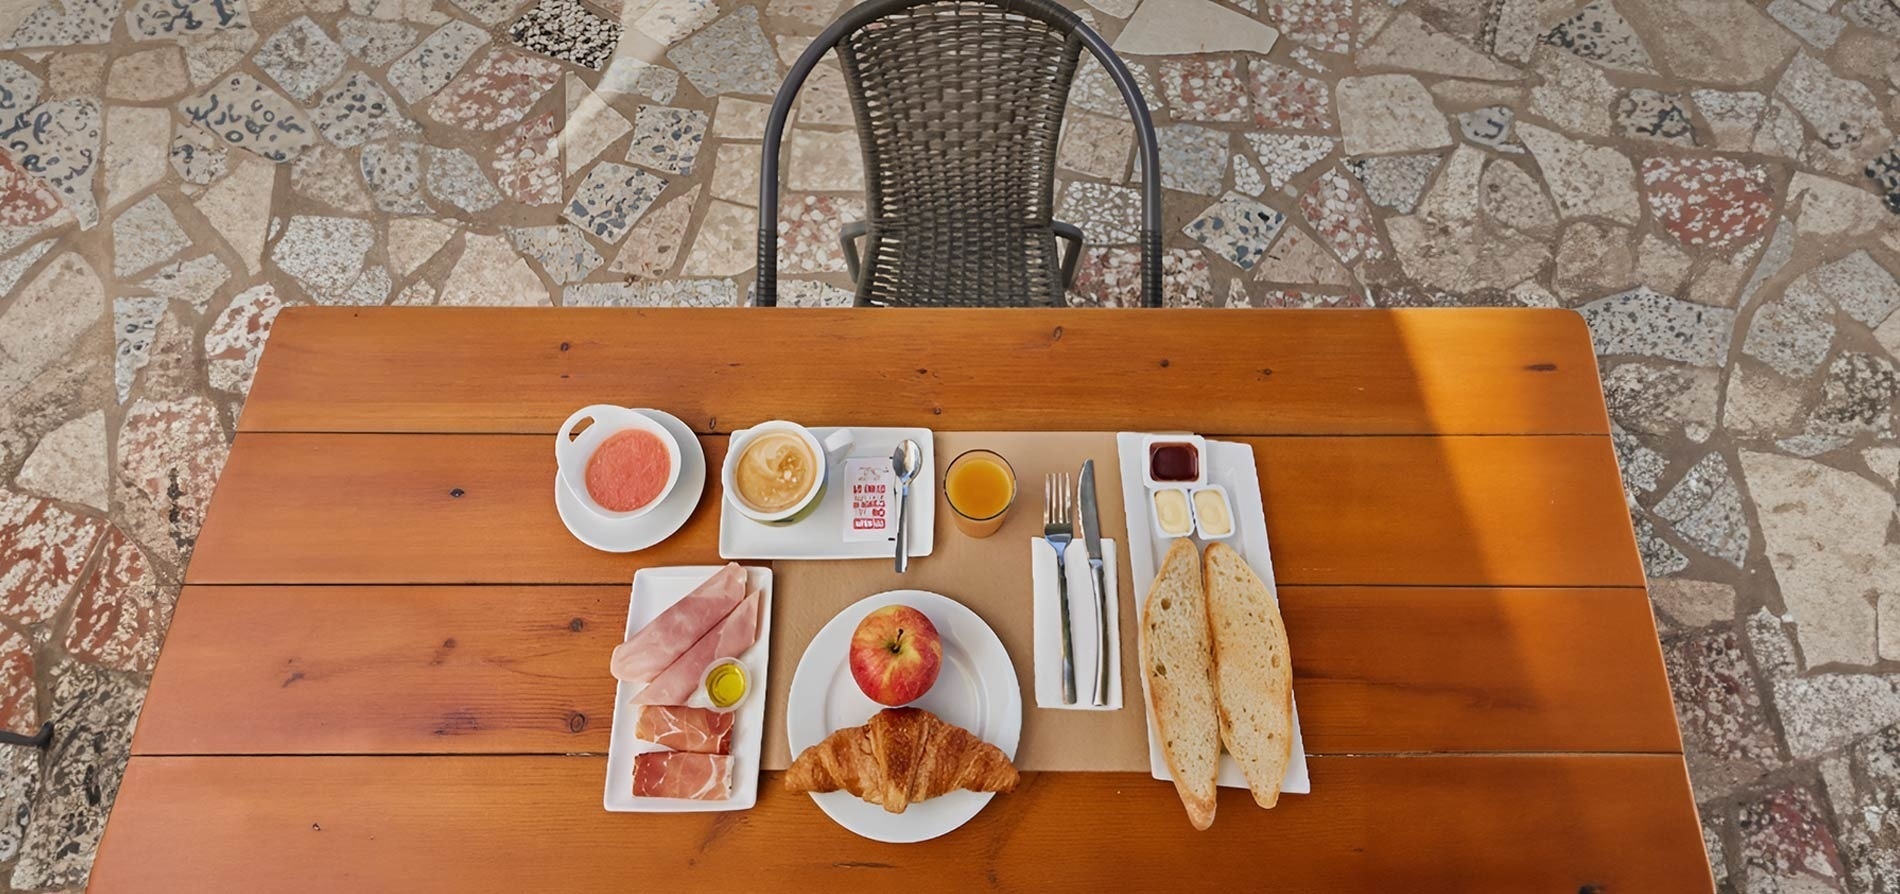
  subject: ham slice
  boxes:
[633,588,762,706]
[633,752,732,800]
[634,705,734,755]
[611,564,747,684]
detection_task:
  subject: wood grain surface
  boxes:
[132,585,1679,757]
[183,433,1640,587]
[239,308,1612,436]
[92,755,1711,892]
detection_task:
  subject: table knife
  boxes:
[1077,460,1111,707]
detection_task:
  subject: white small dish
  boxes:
[1147,487,1194,541]
[604,565,773,813]
[555,409,704,553]
[719,426,936,561]
[1139,433,1207,489]
[786,589,1021,843]
[1029,539,1121,711]
[1189,484,1236,541]
[556,404,683,520]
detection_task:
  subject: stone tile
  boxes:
[1580,287,1734,367]
[0,486,106,625]
[786,128,859,192]
[1,98,101,227]
[680,199,753,276]
[387,20,488,103]
[64,527,171,673]
[0,149,65,228]
[766,0,843,27]
[1251,225,1349,285]
[1740,451,1900,667]
[1753,97,1806,159]
[1057,181,1142,244]
[440,232,551,306]
[179,74,317,163]
[568,277,739,307]
[0,239,51,298]
[1362,12,1522,81]
[1231,154,1264,197]
[138,254,228,310]
[1516,122,1638,225]
[1296,166,1384,265]
[290,145,372,214]
[169,127,228,185]
[105,46,190,102]
[609,184,697,277]
[361,140,428,214]
[1243,133,1333,191]
[1539,0,1653,73]
[1633,513,1688,576]
[1725,363,1808,440]
[1736,784,1849,893]
[564,161,668,243]
[626,105,709,177]
[8,662,145,889]
[0,60,40,116]
[711,96,769,139]
[630,0,721,47]
[339,16,419,66]
[1745,271,1838,378]
[1807,352,1899,439]
[1456,105,1520,153]
[1150,124,1226,196]
[600,58,680,103]
[1650,578,1735,630]
[495,111,561,205]
[509,0,620,70]
[1551,221,1635,302]
[1613,89,1694,146]
[1786,172,1892,240]
[308,69,418,148]
[102,106,173,211]
[1767,0,1844,49]
[387,217,457,277]
[2,0,116,48]
[1344,153,1439,213]
[1157,57,1249,123]
[112,296,163,404]
[770,279,855,308]
[1827,724,1900,891]
[1634,0,1799,85]
[180,29,258,88]
[126,0,247,39]
[667,7,779,97]
[427,49,562,131]
[1335,75,1450,157]
[450,0,526,24]
[0,626,33,737]
[272,215,375,302]
[1113,0,1280,56]
[1808,252,1900,329]
[1264,0,1349,53]
[505,223,601,283]
[793,64,851,128]
[560,75,630,180]
[1778,51,1893,175]
[194,154,273,272]
[1652,452,1749,567]
[1249,61,1330,131]
[1661,626,1781,798]
[1693,89,1766,152]
[1182,193,1285,270]
[1640,156,1773,252]
[1868,148,1900,217]
[1068,57,1161,118]
[112,195,190,279]
[1069,246,1213,308]
[423,146,500,214]
[255,17,347,102]
[1,253,104,404]
[15,409,105,511]
[1528,49,1614,138]
[1057,114,1133,181]
[205,284,285,395]
[777,192,862,274]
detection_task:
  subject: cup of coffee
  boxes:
[723,421,854,524]
[556,405,683,521]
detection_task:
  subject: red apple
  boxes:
[849,605,943,706]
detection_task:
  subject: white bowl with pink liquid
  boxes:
[556,404,685,521]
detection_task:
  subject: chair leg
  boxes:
[1053,221,1084,289]
[839,221,870,286]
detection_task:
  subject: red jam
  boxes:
[1149,443,1199,482]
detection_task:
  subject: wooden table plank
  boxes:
[133,585,1679,757]
[92,755,1712,892]
[184,433,1641,587]
[240,308,1612,436]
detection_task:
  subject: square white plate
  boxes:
[718,427,936,561]
[602,565,772,812]
[1116,433,1311,796]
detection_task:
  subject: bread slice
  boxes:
[1141,537,1220,830]
[1203,542,1294,809]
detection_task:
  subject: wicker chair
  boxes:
[755,0,1163,307]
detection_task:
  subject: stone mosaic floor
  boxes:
[1,0,1899,888]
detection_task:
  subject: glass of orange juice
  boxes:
[944,449,1017,538]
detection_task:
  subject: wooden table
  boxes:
[91,308,1712,891]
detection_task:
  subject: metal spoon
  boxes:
[891,439,922,573]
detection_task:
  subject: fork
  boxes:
[1043,472,1078,705]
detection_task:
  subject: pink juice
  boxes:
[585,429,670,511]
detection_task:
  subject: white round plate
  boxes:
[787,590,1022,843]
[554,408,705,553]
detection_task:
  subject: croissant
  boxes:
[785,707,1019,813]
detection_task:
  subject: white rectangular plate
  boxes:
[1116,433,1311,796]
[603,565,773,812]
[718,427,936,561]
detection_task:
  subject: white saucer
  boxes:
[787,590,1021,843]
[555,409,705,553]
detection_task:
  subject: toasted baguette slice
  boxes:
[1203,542,1294,808]
[1142,538,1219,830]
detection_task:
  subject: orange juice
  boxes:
[945,450,1015,538]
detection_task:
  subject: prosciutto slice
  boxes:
[634,705,734,755]
[633,752,733,800]
[611,563,748,684]
[633,589,762,706]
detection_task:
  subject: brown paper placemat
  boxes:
[761,432,1149,772]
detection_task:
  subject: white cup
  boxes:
[723,421,855,524]
[555,405,683,521]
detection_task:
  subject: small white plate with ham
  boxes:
[604,563,772,812]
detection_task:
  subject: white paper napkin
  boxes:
[1030,539,1121,710]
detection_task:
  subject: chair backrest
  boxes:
[757,0,1162,307]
